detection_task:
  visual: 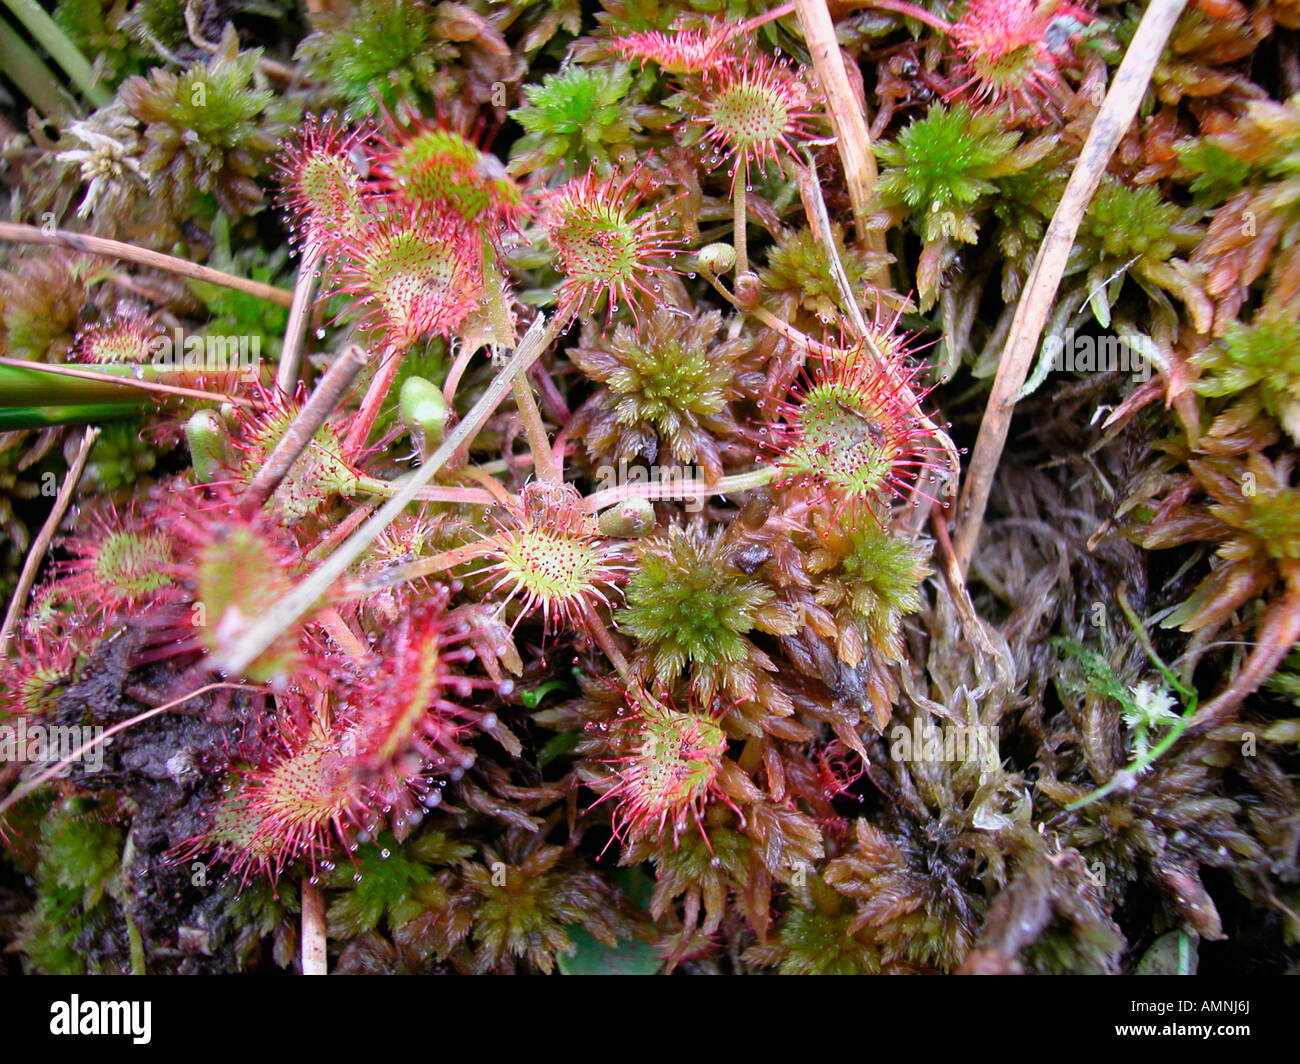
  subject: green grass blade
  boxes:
[0,403,141,431]
[0,15,77,117]
[1,0,111,107]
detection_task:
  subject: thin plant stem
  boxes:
[512,375,558,483]
[741,1,797,31]
[733,181,749,276]
[304,504,374,562]
[582,465,777,512]
[0,425,98,657]
[456,463,513,505]
[952,0,1189,575]
[318,606,370,659]
[0,357,262,408]
[0,223,294,307]
[356,476,499,507]
[798,145,869,337]
[843,0,952,32]
[442,340,478,407]
[301,876,328,975]
[551,424,570,481]
[1188,587,1300,737]
[482,256,517,349]
[407,484,500,506]
[383,540,495,585]
[582,601,633,682]
[794,0,890,269]
[1116,586,1193,701]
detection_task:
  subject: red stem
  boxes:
[850,0,952,32]
[343,342,404,458]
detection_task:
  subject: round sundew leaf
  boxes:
[334,215,484,342]
[687,54,820,189]
[383,127,524,234]
[543,166,682,322]
[94,530,174,598]
[770,340,943,522]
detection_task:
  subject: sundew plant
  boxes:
[0,0,1297,980]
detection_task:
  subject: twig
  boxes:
[0,682,252,819]
[793,0,889,272]
[0,425,97,657]
[213,312,564,678]
[301,876,328,975]
[277,245,324,393]
[239,345,368,517]
[0,223,294,307]
[952,0,1189,576]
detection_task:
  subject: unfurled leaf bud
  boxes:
[185,409,229,484]
[696,241,736,275]
[598,496,657,537]
[399,375,449,456]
